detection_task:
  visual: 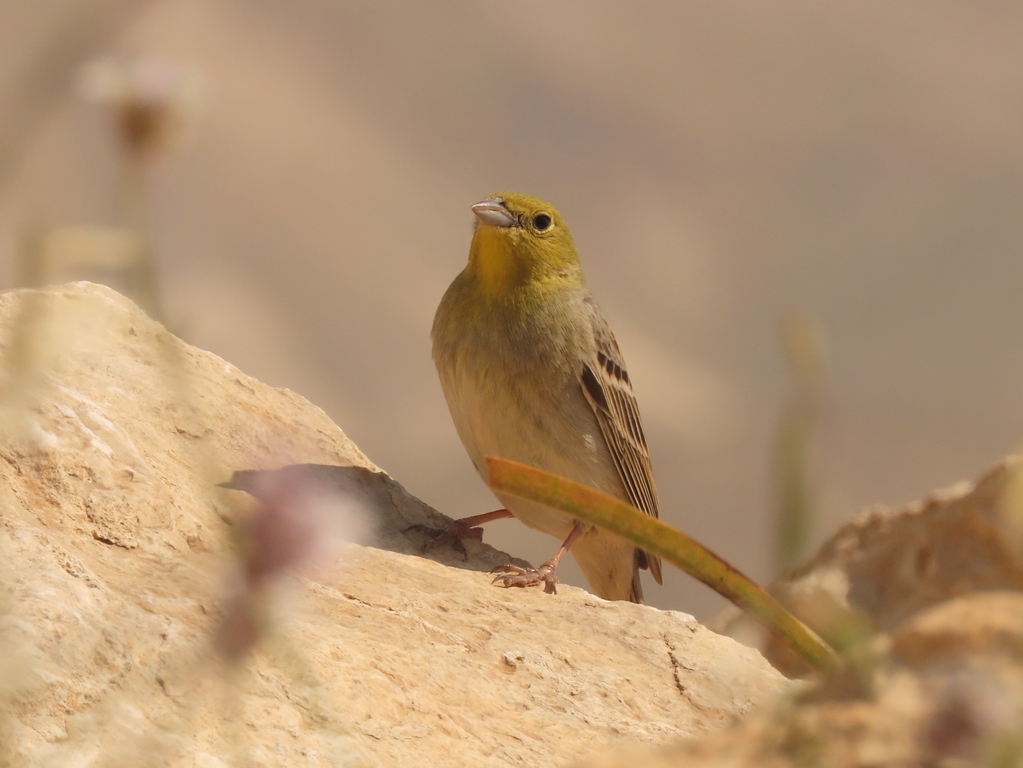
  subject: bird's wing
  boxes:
[578,300,663,585]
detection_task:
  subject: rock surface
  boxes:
[713,457,1023,674]
[577,589,1023,768]
[0,284,789,767]
[890,590,1023,668]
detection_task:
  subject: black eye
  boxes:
[533,213,552,231]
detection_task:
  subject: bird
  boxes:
[430,192,663,603]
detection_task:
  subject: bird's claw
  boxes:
[404,522,484,560]
[491,563,559,595]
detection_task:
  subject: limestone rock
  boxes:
[890,590,1023,668]
[576,588,1023,768]
[0,283,788,767]
[712,458,1023,674]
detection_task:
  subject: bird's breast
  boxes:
[435,317,622,534]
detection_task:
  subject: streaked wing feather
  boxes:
[579,302,663,585]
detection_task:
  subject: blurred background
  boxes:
[2,0,1022,620]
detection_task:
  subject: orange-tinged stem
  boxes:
[486,456,837,674]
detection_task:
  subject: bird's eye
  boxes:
[533,213,552,231]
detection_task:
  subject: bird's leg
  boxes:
[491,520,586,595]
[404,508,513,559]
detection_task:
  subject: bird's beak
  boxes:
[471,198,517,228]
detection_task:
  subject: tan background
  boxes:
[2,0,1022,619]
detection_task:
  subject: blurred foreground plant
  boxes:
[217,466,370,663]
[773,309,828,574]
[999,458,1023,559]
[74,56,204,320]
[216,467,372,766]
[0,0,158,199]
[487,457,838,674]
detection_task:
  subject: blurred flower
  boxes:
[79,56,203,162]
[77,56,203,320]
[217,466,371,663]
[238,466,370,581]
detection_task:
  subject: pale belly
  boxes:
[440,364,625,541]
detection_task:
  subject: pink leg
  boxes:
[491,520,586,595]
[405,509,513,559]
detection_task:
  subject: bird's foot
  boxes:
[403,520,485,561]
[404,509,511,561]
[491,562,559,595]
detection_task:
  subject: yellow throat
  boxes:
[465,192,581,298]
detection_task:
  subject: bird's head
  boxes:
[466,192,581,295]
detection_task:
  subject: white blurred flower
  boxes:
[79,56,204,160]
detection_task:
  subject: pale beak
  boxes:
[471,198,517,228]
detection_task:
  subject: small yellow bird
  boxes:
[431,192,663,603]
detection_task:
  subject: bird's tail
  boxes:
[629,551,645,604]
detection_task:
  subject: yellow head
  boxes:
[466,192,581,296]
